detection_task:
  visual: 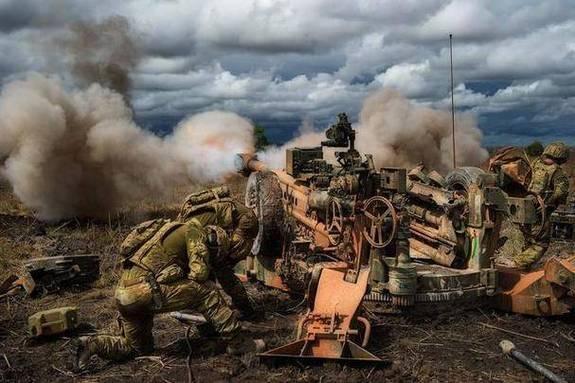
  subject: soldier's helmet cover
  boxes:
[543,142,569,162]
[206,225,231,254]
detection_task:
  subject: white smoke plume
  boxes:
[262,88,488,174]
[169,111,255,182]
[0,74,254,220]
[357,88,488,174]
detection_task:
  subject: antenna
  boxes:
[450,33,456,169]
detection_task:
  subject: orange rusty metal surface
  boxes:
[262,274,290,291]
[299,266,369,358]
[495,256,575,316]
[276,172,333,248]
[259,265,386,363]
[544,256,575,291]
[237,153,269,173]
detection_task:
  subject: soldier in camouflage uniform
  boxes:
[179,190,259,319]
[74,218,260,369]
[513,142,570,268]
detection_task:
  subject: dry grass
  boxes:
[0,180,27,215]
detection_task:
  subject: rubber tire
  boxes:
[445,167,486,192]
[245,171,285,256]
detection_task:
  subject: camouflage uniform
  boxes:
[528,159,569,207]
[85,221,239,361]
[513,142,570,268]
[183,200,258,317]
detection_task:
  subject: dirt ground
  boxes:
[1,177,574,383]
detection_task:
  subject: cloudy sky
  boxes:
[1,0,574,146]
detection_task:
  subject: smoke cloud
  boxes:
[169,111,256,182]
[58,16,140,99]
[356,89,488,174]
[0,74,254,220]
[0,73,485,221]
[262,88,488,174]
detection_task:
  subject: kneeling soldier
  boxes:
[75,218,261,370]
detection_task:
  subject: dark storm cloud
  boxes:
[0,0,574,144]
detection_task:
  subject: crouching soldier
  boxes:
[178,187,259,320]
[513,142,570,268]
[74,218,262,370]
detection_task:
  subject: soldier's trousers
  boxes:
[513,214,551,268]
[88,275,239,361]
[513,243,547,268]
[214,266,254,316]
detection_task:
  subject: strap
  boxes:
[129,221,183,271]
[212,189,220,201]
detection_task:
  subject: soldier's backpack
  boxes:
[120,219,180,261]
[177,186,233,221]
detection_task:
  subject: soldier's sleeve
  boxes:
[185,226,210,282]
[550,169,570,205]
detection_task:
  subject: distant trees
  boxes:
[254,124,270,151]
[525,141,544,157]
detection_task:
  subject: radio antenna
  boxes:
[450,33,456,169]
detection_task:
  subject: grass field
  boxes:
[0,167,574,382]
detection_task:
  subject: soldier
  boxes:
[74,218,261,370]
[178,189,259,320]
[513,142,570,268]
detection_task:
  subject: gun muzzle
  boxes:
[235,153,268,175]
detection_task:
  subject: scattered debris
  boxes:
[481,322,559,347]
[0,272,35,298]
[499,339,567,383]
[24,254,100,295]
[2,353,12,370]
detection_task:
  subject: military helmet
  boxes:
[543,142,569,162]
[206,225,230,254]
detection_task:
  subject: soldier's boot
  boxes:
[196,322,218,337]
[220,276,261,321]
[235,299,260,322]
[225,331,266,355]
[74,336,95,371]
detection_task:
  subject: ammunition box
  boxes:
[28,306,78,337]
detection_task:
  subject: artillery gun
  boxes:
[236,114,512,307]
[235,113,575,363]
[234,113,522,363]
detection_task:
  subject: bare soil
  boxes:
[1,177,574,383]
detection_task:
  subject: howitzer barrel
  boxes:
[235,153,268,174]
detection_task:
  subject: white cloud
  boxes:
[418,0,498,40]
[0,0,574,144]
[375,61,432,98]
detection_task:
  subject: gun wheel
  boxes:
[326,199,344,245]
[362,196,397,248]
[245,171,285,255]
